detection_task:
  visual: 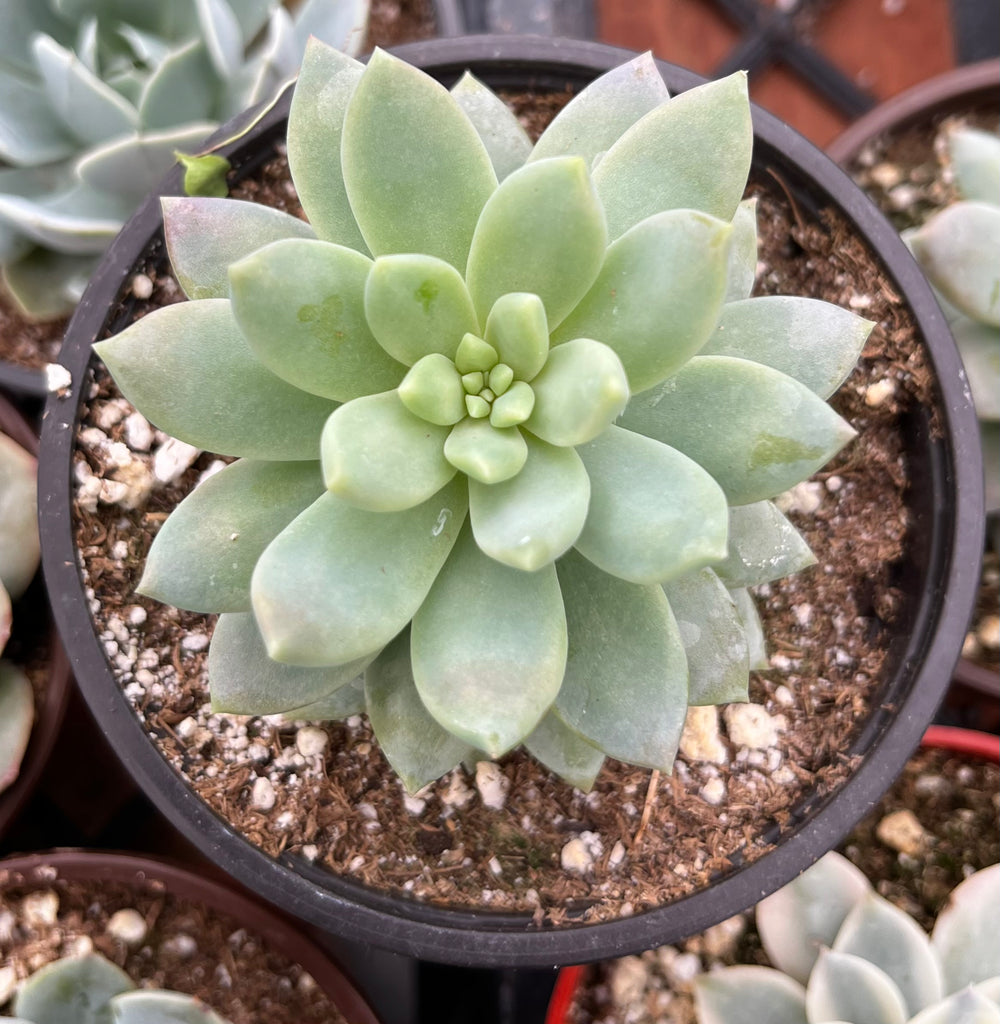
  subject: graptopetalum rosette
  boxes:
[96,41,874,792]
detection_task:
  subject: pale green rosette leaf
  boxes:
[593,72,752,239]
[806,949,909,1024]
[703,296,874,398]
[399,354,467,426]
[529,51,669,166]
[137,39,215,129]
[663,569,749,705]
[713,500,816,588]
[252,480,467,666]
[364,254,479,366]
[524,712,605,793]
[730,587,768,669]
[469,436,590,571]
[725,198,759,302]
[321,391,455,512]
[111,988,232,1024]
[365,631,476,793]
[342,48,497,271]
[94,300,339,460]
[2,249,95,319]
[908,987,1000,1024]
[163,196,315,301]
[0,431,39,602]
[0,72,76,165]
[194,0,243,78]
[465,156,607,329]
[443,418,527,485]
[952,316,1000,420]
[932,864,1000,993]
[451,71,532,182]
[282,676,366,722]
[230,238,404,402]
[947,126,1000,205]
[620,355,857,505]
[286,37,366,251]
[411,524,567,757]
[0,663,34,793]
[13,952,134,1024]
[526,339,629,447]
[0,184,123,255]
[552,209,732,392]
[694,966,808,1024]
[575,425,729,585]
[554,550,688,771]
[484,292,549,382]
[140,459,324,613]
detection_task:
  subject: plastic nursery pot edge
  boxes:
[36,35,984,968]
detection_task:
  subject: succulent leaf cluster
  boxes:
[0,0,369,319]
[7,951,231,1024]
[695,852,1000,1024]
[96,42,873,792]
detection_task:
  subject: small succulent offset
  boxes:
[695,852,1000,1024]
[6,951,232,1023]
[0,430,39,797]
[0,0,369,320]
[96,42,874,793]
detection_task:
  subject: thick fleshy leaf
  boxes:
[663,569,749,705]
[229,238,403,401]
[399,354,467,426]
[806,949,909,1024]
[530,51,669,166]
[725,198,759,302]
[592,72,752,239]
[0,431,39,601]
[365,631,476,793]
[321,391,455,512]
[552,209,732,391]
[411,523,567,757]
[730,587,768,669]
[948,126,1000,205]
[195,0,243,78]
[139,459,324,613]
[342,47,496,271]
[909,988,1000,1024]
[290,0,369,56]
[713,500,816,588]
[702,296,873,398]
[252,480,467,666]
[111,988,231,1024]
[208,612,372,715]
[554,550,688,770]
[451,72,532,182]
[952,317,1000,420]
[574,425,728,584]
[443,417,527,485]
[2,248,95,318]
[694,967,808,1024]
[932,865,1000,993]
[96,300,339,459]
[0,184,123,254]
[13,953,134,1024]
[0,71,76,165]
[0,663,34,793]
[469,436,590,571]
[238,7,300,109]
[138,39,217,130]
[364,254,479,365]
[484,292,549,382]
[163,196,315,301]
[525,338,629,447]
[286,37,366,251]
[620,355,857,505]
[524,711,605,792]
[465,156,607,329]
[282,676,366,721]
[757,851,871,984]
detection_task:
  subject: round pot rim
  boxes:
[37,35,984,967]
[0,847,382,1023]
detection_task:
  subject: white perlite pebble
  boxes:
[163,934,197,959]
[679,705,728,764]
[475,761,510,810]
[295,726,329,758]
[127,605,147,626]
[608,840,627,870]
[775,480,824,515]
[153,437,201,484]
[488,856,503,876]
[724,703,783,750]
[403,793,426,815]
[560,837,594,874]
[45,362,73,393]
[124,412,154,452]
[700,777,726,805]
[865,377,895,407]
[22,890,59,927]
[441,772,473,809]
[180,633,209,653]
[977,615,1000,651]
[107,908,148,947]
[131,273,154,299]
[876,808,928,856]
[251,776,276,811]
[609,956,648,1007]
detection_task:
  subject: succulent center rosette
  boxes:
[95,42,874,792]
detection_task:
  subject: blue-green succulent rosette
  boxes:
[96,42,873,793]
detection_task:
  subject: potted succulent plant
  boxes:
[37,36,982,967]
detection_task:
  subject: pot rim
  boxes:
[37,35,984,967]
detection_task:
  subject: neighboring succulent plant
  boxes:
[0,0,369,320]
[694,852,1000,1024]
[6,951,232,1023]
[96,42,874,793]
[0,430,39,796]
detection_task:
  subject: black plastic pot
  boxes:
[38,36,983,967]
[0,361,48,404]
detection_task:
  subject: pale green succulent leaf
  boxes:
[290,0,369,57]
[552,209,732,392]
[530,51,669,166]
[342,47,496,271]
[484,292,549,381]
[725,198,759,301]
[663,569,749,705]
[490,381,535,428]
[365,631,476,793]
[0,431,40,601]
[321,391,455,512]
[908,988,1000,1024]
[364,254,479,366]
[593,72,752,239]
[208,612,373,716]
[469,435,590,571]
[620,355,857,505]
[412,523,567,757]
[252,481,467,666]
[575,425,729,585]
[137,38,217,130]
[554,550,688,770]
[2,249,96,318]
[451,71,532,182]
[399,354,467,426]
[194,0,243,79]
[443,418,527,485]
[0,184,123,254]
[947,126,1000,205]
[163,196,315,301]
[730,587,768,669]
[0,663,34,794]
[138,459,324,614]
[0,72,77,165]
[524,711,605,793]
[229,238,403,401]
[282,676,366,721]
[806,949,910,1024]
[111,988,232,1024]
[525,338,629,447]
[13,952,134,1024]
[0,0,73,76]
[95,299,339,459]
[952,316,1000,420]
[703,296,873,398]
[239,8,299,109]
[694,966,808,1024]
[932,864,1000,994]
[455,333,498,373]
[713,500,817,588]
[466,156,607,328]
